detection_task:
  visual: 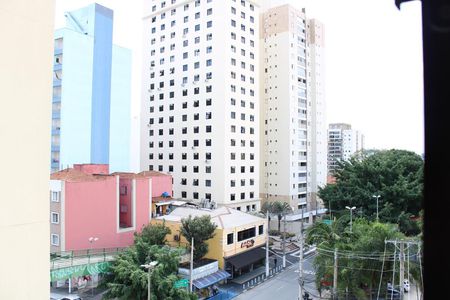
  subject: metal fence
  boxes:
[50,247,127,270]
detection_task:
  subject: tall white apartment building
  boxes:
[328,123,364,174]
[259,4,327,210]
[141,0,261,211]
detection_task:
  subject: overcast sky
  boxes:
[55,0,424,165]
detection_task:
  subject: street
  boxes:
[235,253,319,300]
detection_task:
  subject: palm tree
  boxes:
[261,201,292,232]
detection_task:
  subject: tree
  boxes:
[180,215,217,261]
[319,149,423,232]
[136,222,171,246]
[306,219,422,299]
[261,201,292,231]
[104,223,197,300]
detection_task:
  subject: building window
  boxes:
[51,234,60,246]
[205,180,211,187]
[227,233,234,245]
[237,227,256,242]
[259,225,264,235]
[51,191,60,202]
[230,194,235,201]
[51,212,59,224]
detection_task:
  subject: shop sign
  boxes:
[240,239,255,248]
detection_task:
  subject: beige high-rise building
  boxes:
[0,1,54,299]
[259,4,327,210]
[141,0,261,212]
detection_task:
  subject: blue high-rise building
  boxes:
[51,3,131,173]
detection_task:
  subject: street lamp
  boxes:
[141,261,158,300]
[372,194,381,222]
[345,206,356,233]
[88,237,99,296]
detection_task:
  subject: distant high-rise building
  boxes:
[259,3,327,210]
[140,0,261,211]
[51,4,132,173]
[328,123,364,173]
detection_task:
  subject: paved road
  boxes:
[235,254,319,300]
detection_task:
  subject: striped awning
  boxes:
[192,270,231,289]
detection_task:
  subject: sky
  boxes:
[54,0,424,166]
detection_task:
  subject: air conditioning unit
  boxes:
[205,79,209,83]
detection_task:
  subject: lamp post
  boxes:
[88,237,99,296]
[345,206,356,233]
[372,194,381,222]
[141,261,158,300]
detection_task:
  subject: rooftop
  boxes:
[156,206,264,229]
[51,165,169,182]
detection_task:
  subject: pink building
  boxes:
[49,164,172,252]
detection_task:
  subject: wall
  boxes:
[150,175,173,197]
[58,27,95,168]
[64,176,151,250]
[110,45,132,172]
[0,0,54,298]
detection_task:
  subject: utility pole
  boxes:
[385,239,422,300]
[266,212,270,277]
[399,243,405,299]
[333,248,338,300]
[282,214,286,268]
[298,221,304,300]
[190,237,194,293]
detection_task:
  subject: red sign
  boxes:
[241,239,255,248]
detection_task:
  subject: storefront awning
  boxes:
[226,247,266,269]
[192,269,231,289]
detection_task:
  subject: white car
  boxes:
[50,292,82,300]
[403,279,410,292]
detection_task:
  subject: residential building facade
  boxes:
[328,123,364,174]
[49,164,172,252]
[141,0,261,211]
[51,3,132,173]
[1,0,54,298]
[259,4,327,210]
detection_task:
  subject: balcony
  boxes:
[53,63,62,71]
[298,187,307,193]
[54,48,63,55]
[52,112,60,119]
[51,145,60,152]
[52,96,61,103]
[53,79,62,87]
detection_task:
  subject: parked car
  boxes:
[50,292,82,300]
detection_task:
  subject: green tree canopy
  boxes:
[306,219,422,299]
[320,149,423,232]
[104,223,196,300]
[180,215,217,261]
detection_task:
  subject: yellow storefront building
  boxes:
[152,206,268,278]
